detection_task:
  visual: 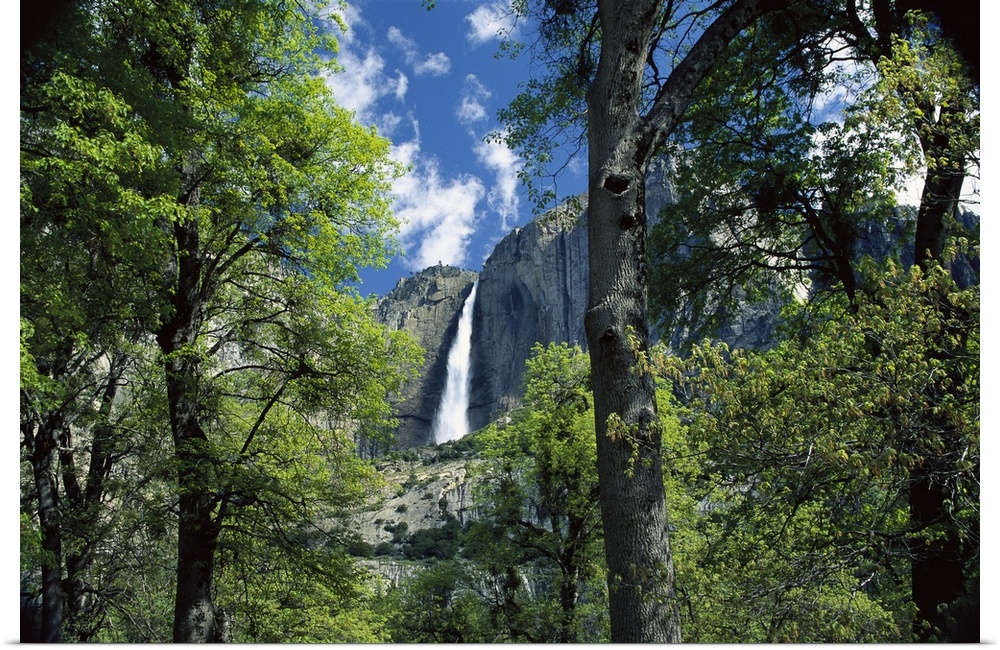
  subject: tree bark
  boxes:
[157,215,227,643]
[585,0,783,641]
[586,0,680,641]
[908,98,976,642]
[913,102,968,269]
[25,414,65,643]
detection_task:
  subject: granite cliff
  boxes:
[374,266,478,448]
[470,195,590,430]
[374,161,695,449]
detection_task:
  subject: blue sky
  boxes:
[322,0,588,297]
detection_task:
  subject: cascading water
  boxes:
[431,281,478,443]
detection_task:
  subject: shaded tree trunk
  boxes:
[908,99,977,642]
[157,214,227,643]
[60,351,129,642]
[24,414,65,643]
[584,0,783,641]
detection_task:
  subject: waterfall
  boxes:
[432,281,478,443]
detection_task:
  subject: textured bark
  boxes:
[585,0,785,641]
[585,0,678,641]
[913,102,968,269]
[25,415,65,643]
[157,212,226,643]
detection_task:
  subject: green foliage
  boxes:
[379,560,494,642]
[216,521,391,643]
[20,0,421,641]
[402,515,464,561]
[467,342,607,642]
[648,18,907,343]
[657,257,978,642]
[648,7,979,347]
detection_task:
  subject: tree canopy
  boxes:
[496,0,978,641]
[21,0,420,641]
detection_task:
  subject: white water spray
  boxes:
[432,281,478,443]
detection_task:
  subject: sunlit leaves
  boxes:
[658,258,978,642]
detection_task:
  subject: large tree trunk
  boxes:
[913,102,968,269]
[585,1,681,642]
[908,100,977,642]
[25,415,65,643]
[157,216,227,643]
[585,0,781,640]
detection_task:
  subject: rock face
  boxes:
[470,194,590,430]
[374,266,478,448]
[374,160,791,447]
[374,162,709,446]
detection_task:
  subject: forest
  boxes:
[20,0,978,643]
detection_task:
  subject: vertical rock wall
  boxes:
[374,266,478,448]
[470,194,590,430]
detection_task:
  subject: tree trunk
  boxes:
[162,332,227,643]
[908,100,976,642]
[157,215,226,643]
[908,461,973,640]
[585,0,784,640]
[25,415,65,643]
[586,0,681,642]
[913,102,967,269]
[61,352,129,642]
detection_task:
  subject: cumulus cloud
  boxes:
[387,25,451,77]
[474,135,522,231]
[324,6,407,119]
[325,47,389,118]
[391,128,485,270]
[457,74,491,124]
[414,52,452,76]
[466,1,518,45]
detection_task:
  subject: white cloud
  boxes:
[393,70,409,101]
[414,52,452,77]
[457,74,491,124]
[474,135,522,231]
[391,129,485,270]
[457,96,487,124]
[324,6,408,120]
[324,47,391,118]
[388,25,451,77]
[376,111,403,137]
[387,25,415,52]
[466,1,518,45]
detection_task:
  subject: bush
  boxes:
[401,516,463,561]
[374,542,396,557]
[346,538,374,558]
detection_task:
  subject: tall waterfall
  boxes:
[432,281,478,443]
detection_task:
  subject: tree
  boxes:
[381,560,493,642]
[472,342,606,642]
[500,0,795,640]
[21,0,420,641]
[21,11,177,635]
[644,3,978,638]
[648,3,978,345]
[660,254,978,641]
